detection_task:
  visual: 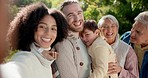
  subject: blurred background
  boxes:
[0,0,148,63]
[9,0,148,35]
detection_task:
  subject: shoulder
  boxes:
[120,31,131,44]
[90,37,110,51]
[93,37,110,48]
[10,51,37,64]
[55,38,72,46]
[55,38,78,50]
[119,40,131,48]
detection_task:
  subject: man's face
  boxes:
[130,21,148,46]
[62,3,84,32]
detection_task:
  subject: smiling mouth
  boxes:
[42,38,51,42]
[74,21,82,26]
[107,33,113,36]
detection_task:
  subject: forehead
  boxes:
[133,21,146,30]
[62,3,82,15]
[83,28,93,33]
[39,15,57,26]
[102,19,114,24]
[101,19,116,27]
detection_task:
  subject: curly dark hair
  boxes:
[7,2,68,51]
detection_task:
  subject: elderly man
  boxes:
[130,11,148,78]
[121,11,148,78]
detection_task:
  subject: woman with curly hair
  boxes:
[1,2,68,78]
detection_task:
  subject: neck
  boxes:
[68,30,79,38]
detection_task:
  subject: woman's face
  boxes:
[100,19,118,44]
[34,15,57,48]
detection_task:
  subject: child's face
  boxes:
[80,28,98,47]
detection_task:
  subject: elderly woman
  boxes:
[0,2,68,78]
[130,11,148,78]
[98,15,139,78]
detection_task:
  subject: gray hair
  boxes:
[134,11,148,28]
[98,15,119,28]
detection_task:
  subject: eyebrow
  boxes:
[78,10,83,13]
[67,12,73,17]
[39,22,48,25]
[39,22,57,27]
[66,10,83,17]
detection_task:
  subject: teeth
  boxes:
[42,38,51,42]
[74,22,81,26]
[107,33,113,35]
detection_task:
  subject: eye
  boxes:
[51,27,57,31]
[111,25,116,28]
[67,13,74,18]
[38,24,47,30]
[78,11,82,15]
[85,33,90,37]
[102,25,108,28]
[136,30,141,34]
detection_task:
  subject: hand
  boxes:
[108,62,122,75]
[42,50,58,61]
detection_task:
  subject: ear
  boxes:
[98,28,106,39]
[94,29,99,35]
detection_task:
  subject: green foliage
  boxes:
[84,5,99,21]
[9,5,19,20]
[81,0,147,35]
[9,0,148,35]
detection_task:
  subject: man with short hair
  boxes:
[55,0,91,78]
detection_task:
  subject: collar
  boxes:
[68,30,79,39]
[111,34,119,50]
[30,43,54,67]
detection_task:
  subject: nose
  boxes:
[74,14,80,22]
[106,26,113,32]
[45,27,52,35]
[130,28,135,37]
[81,36,86,42]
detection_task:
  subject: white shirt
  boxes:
[1,44,54,78]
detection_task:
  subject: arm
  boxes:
[119,47,139,78]
[89,46,109,78]
[55,40,79,78]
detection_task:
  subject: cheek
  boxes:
[53,33,57,40]
[67,18,73,23]
[79,15,84,20]
[34,32,39,41]
[102,30,107,35]
[34,31,44,42]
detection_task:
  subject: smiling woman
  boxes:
[0,2,68,78]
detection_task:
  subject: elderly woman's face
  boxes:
[100,19,118,44]
[34,15,57,48]
[130,21,148,46]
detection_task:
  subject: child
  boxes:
[80,20,118,78]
